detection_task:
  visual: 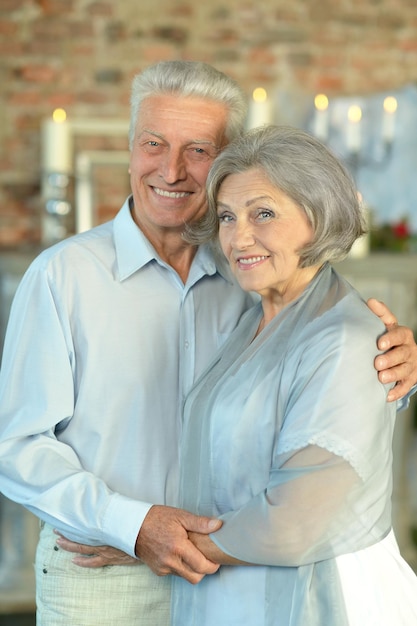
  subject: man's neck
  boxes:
[129,200,199,283]
[156,238,198,283]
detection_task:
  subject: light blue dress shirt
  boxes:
[0,198,254,557]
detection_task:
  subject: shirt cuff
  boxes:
[101,493,153,557]
[397,383,417,412]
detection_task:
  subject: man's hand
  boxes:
[135,505,222,584]
[367,298,417,402]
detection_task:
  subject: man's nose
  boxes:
[160,148,186,182]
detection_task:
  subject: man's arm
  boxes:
[56,505,222,584]
[367,298,417,402]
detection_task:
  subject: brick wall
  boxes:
[1,0,417,247]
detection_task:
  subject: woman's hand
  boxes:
[54,530,139,568]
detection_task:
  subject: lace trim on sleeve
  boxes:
[277,433,368,481]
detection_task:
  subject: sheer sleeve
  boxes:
[210,443,388,566]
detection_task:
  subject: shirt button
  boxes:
[184,341,189,349]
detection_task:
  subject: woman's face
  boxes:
[217,167,317,303]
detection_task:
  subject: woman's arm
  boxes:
[187,532,245,565]
[188,445,360,567]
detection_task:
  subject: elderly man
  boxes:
[0,61,416,625]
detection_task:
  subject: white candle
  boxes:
[246,88,273,129]
[382,96,397,143]
[313,94,329,141]
[42,109,73,173]
[346,105,362,153]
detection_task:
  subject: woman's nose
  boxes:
[231,220,255,249]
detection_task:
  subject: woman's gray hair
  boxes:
[187,125,366,267]
[129,60,248,149]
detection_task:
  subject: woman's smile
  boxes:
[236,254,270,269]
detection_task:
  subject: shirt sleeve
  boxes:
[0,259,149,557]
[396,383,417,412]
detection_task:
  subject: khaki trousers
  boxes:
[35,523,171,626]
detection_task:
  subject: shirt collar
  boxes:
[196,242,235,285]
[113,197,157,280]
[113,196,234,285]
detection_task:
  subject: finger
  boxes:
[378,358,412,384]
[145,550,205,584]
[55,536,96,555]
[71,554,108,568]
[377,357,412,400]
[386,381,410,403]
[173,567,205,585]
[71,552,139,568]
[377,326,413,352]
[173,535,221,579]
[182,549,220,576]
[170,554,218,584]
[375,348,410,374]
[367,298,398,329]
[183,514,222,535]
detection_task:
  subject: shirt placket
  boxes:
[178,287,196,416]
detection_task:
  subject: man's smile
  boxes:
[152,186,191,199]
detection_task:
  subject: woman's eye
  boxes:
[218,213,234,223]
[256,209,274,220]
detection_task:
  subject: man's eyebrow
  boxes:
[189,139,220,147]
[139,129,220,150]
[139,129,165,140]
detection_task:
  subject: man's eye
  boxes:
[141,140,163,154]
[188,147,209,161]
[187,146,218,162]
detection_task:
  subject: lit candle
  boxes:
[313,93,329,141]
[246,88,273,129]
[346,105,362,153]
[42,108,73,173]
[382,96,397,143]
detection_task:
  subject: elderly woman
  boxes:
[171,126,417,625]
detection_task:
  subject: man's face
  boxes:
[129,94,229,241]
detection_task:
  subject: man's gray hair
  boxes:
[129,60,248,149]
[188,125,366,267]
